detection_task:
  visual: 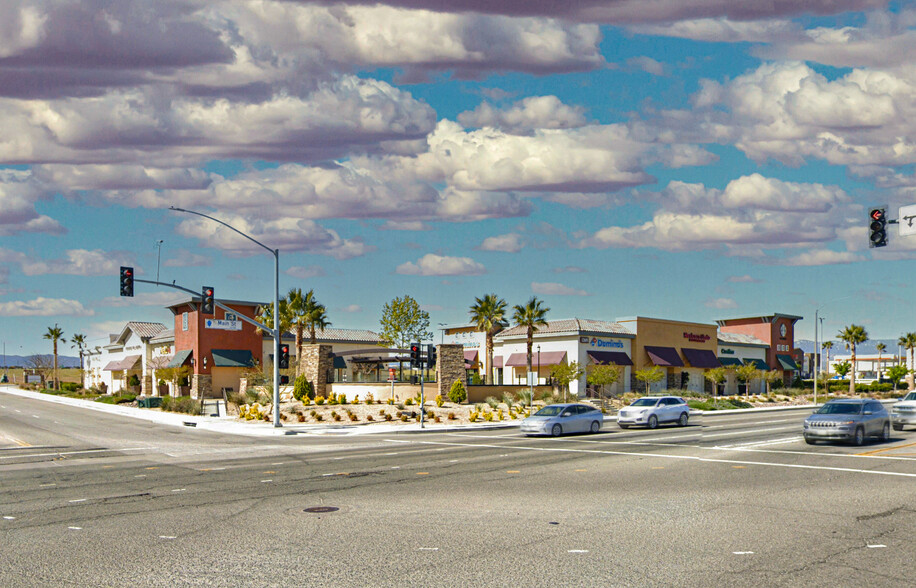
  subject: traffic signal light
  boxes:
[201,286,214,315]
[119,266,134,297]
[869,207,887,248]
[280,375,290,385]
[279,344,290,369]
[410,342,421,367]
[426,344,437,368]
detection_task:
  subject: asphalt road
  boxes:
[2,388,915,587]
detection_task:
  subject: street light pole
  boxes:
[169,206,283,427]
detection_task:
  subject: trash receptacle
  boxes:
[138,397,149,408]
[148,397,163,408]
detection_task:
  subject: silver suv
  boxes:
[617,396,689,429]
[891,392,916,431]
[803,398,890,446]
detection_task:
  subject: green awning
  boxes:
[167,349,192,368]
[746,359,770,370]
[211,349,255,367]
[776,354,798,370]
[332,355,347,369]
[718,357,743,367]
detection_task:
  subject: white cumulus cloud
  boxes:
[0,297,94,317]
[396,253,486,276]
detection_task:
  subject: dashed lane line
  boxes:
[384,439,916,479]
[0,447,153,460]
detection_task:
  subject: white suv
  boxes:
[617,396,689,429]
[892,392,916,431]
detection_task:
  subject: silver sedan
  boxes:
[520,403,603,437]
[803,398,890,446]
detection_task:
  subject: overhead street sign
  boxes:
[899,204,916,237]
[204,319,242,331]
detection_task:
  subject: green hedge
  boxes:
[161,395,201,414]
[688,398,753,411]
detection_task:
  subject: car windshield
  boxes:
[535,406,565,417]
[630,398,660,407]
[816,403,861,415]
[902,392,916,402]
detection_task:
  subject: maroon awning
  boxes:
[587,350,633,366]
[492,355,503,368]
[464,349,479,363]
[505,351,566,367]
[681,348,720,368]
[645,346,684,367]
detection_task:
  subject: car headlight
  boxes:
[639,409,647,415]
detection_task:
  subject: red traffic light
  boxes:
[871,209,884,221]
[280,345,289,353]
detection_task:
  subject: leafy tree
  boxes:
[43,324,64,391]
[735,362,760,395]
[293,375,313,402]
[448,379,467,403]
[634,366,664,394]
[468,293,508,384]
[837,324,867,394]
[875,342,886,381]
[762,370,782,395]
[379,295,431,349]
[886,364,908,392]
[834,361,851,379]
[703,367,727,396]
[587,364,622,402]
[511,296,549,386]
[549,361,584,402]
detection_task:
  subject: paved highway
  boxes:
[2,388,914,587]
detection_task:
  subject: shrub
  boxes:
[127,374,140,387]
[435,394,444,407]
[384,414,393,421]
[434,416,441,423]
[337,393,348,404]
[293,376,313,402]
[365,392,375,404]
[161,395,200,414]
[351,395,360,405]
[349,413,358,421]
[61,382,80,393]
[485,396,500,409]
[405,398,414,406]
[315,396,326,405]
[469,411,478,422]
[448,412,456,420]
[399,414,408,422]
[315,414,323,421]
[387,398,395,405]
[297,414,306,422]
[448,379,467,403]
[483,411,494,422]
[367,415,374,421]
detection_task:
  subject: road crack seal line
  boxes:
[856,504,910,522]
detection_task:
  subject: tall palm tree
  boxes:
[303,290,331,345]
[257,298,291,369]
[512,296,550,396]
[43,324,64,390]
[837,324,868,394]
[875,342,886,381]
[821,340,833,375]
[899,333,916,389]
[469,294,508,385]
[70,333,86,386]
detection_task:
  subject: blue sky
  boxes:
[2,0,916,357]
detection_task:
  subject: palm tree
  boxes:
[512,297,550,400]
[899,333,916,390]
[257,298,291,370]
[821,341,833,376]
[43,324,64,390]
[469,294,508,385]
[303,290,331,345]
[875,342,886,381]
[70,333,86,386]
[837,324,868,394]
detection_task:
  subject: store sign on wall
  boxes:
[720,348,735,354]
[579,336,624,348]
[204,319,242,331]
[683,332,711,343]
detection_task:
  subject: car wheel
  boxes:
[893,423,904,431]
[853,427,865,446]
[881,422,890,442]
[551,424,562,437]
[618,424,630,429]
[647,415,658,429]
[677,412,688,427]
[804,436,817,445]
[590,420,601,434]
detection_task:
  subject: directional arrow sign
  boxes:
[899,204,916,237]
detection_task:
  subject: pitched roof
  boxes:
[717,332,768,346]
[149,329,174,344]
[495,318,633,339]
[273,328,383,344]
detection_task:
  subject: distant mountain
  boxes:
[796,339,902,357]
[0,354,80,368]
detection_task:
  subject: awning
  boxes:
[211,349,256,368]
[644,346,684,367]
[681,348,720,368]
[103,355,141,371]
[504,351,567,367]
[776,354,799,370]
[167,349,192,368]
[464,349,479,363]
[746,359,770,370]
[586,350,633,366]
[718,357,743,367]
[492,355,503,369]
[332,355,347,369]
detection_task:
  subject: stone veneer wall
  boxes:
[191,374,212,399]
[301,344,333,399]
[141,374,152,396]
[437,344,465,399]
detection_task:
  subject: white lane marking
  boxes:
[568,550,589,553]
[15,409,20,412]
[68,526,82,530]
[260,479,272,483]
[171,489,186,493]
[733,551,754,555]
[271,462,284,465]
[134,475,146,478]
[32,415,40,418]
[159,536,177,540]
[867,544,886,548]
[40,483,56,487]
[716,437,804,449]
[0,447,153,460]
[391,466,400,469]
[3,516,15,520]
[418,547,439,551]
[449,460,459,463]
[386,439,916,479]
[68,499,86,503]
[385,452,400,455]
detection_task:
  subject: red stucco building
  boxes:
[716,313,803,384]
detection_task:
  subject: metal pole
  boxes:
[813,309,818,405]
[419,355,425,429]
[155,240,163,283]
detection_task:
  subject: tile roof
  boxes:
[495,318,633,339]
[149,329,174,344]
[275,328,383,344]
[717,332,768,346]
[125,321,168,339]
